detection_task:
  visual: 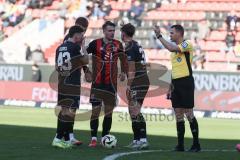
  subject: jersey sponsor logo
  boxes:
[177,57,182,62]
[181,41,188,49]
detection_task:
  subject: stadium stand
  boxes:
[0,0,240,71]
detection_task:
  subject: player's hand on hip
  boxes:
[84,70,92,83]
[119,72,126,81]
[126,87,131,101]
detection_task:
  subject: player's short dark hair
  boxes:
[102,21,116,30]
[171,24,184,36]
[121,23,135,37]
[68,26,84,38]
[75,17,89,31]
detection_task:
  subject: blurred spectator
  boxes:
[8,0,17,4]
[0,23,4,41]
[86,0,112,20]
[92,1,106,19]
[192,38,205,70]
[192,52,206,70]
[32,63,42,82]
[0,49,5,62]
[28,0,53,9]
[128,1,144,26]
[221,31,236,54]
[31,45,45,63]
[226,31,236,47]
[25,43,32,61]
[162,0,170,4]
[146,0,162,11]
[59,2,68,19]
[85,2,94,18]
[197,20,211,40]
[1,2,26,27]
[101,1,112,17]
[226,10,239,32]
[28,0,39,9]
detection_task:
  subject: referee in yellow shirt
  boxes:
[154,24,201,152]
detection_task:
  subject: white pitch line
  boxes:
[102,150,160,160]
[103,149,237,160]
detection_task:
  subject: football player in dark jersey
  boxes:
[62,17,91,145]
[121,23,150,150]
[52,26,89,148]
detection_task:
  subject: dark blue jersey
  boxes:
[125,40,147,76]
[55,41,83,86]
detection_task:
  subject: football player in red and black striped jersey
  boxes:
[86,21,127,147]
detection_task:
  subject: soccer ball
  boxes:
[101,134,117,148]
[236,144,240,152]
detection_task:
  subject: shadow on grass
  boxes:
[0,125,239,160]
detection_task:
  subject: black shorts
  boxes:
[130,75,150,106]
[90,85,117,107]
[57,83,80,108]
[171,76,194,108]
[129,85,149,106]
[57,94,80,109]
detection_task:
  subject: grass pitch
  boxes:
[0,106,239,160]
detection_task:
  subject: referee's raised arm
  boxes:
[153,25,181,52]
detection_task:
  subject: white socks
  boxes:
[69,133,74,140]
[140,138,147,143]
[92,137,97,141]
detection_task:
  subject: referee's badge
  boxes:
[181,42,188,49]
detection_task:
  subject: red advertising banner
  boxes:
[0,82,57,102]
[0,81,239,112]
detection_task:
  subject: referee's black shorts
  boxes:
[171,76,194,108]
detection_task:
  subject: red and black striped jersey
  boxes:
[87,38,127,87]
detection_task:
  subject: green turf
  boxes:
[0,106,239,160]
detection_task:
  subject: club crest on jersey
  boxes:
[181,42,188,49]
[112,46,117,52]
